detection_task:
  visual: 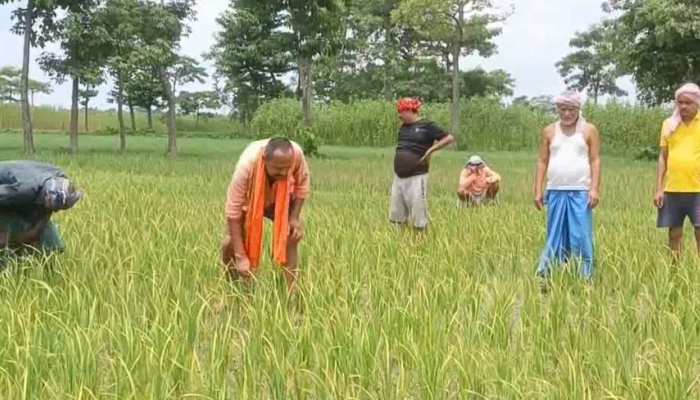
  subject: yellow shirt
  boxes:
[660,114,700,192]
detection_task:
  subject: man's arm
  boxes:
[534,126,552,210]
[654,122,669,209]
[224,163,253,271]
[227,217,247,259]
[288,198,306,242]
[485,167,501,183]
[421,134,456,163]
[458,169,474,191]
[288,148,310,242]
[587,124,601,208]
[655,147,669,208]
[11,211,51,246]
[290,198,305,221]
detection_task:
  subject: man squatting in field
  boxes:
[390,98,456,230]
[534,92,601,280]
[654,83,700,259]
[457,155,501,207]
[0,161,83,265]
[221,137,310,293]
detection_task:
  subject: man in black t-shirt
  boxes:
[390,98,456,230]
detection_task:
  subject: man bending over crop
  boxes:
[0,161,83,266]
[221,137,310,294]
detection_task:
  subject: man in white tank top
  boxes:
[533,92,601,282]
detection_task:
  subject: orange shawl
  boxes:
[244,150,292,269]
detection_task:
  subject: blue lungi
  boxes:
[537,190,594,279]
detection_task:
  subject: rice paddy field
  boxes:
[0,132,698,399]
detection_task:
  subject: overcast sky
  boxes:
[0,0,635,109]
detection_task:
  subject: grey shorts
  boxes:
[657,193,700,228]
[389,173,429,228]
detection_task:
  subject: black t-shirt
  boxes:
[393,120,448,178]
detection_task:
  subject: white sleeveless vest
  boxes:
[546,121,591,190]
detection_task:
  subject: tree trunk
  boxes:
[128,102,136,132]
[147,105,153,129]
[382,0,394,101]
[69,76,79,154]
[450,43,461,139]
[161,69,177,157]
[592,81,600,105]
[299,57,313,127]
[21,0,35,155]
[117,76,126,152]
[195,112,199,128]
[450,4,465,140]
[84,98,89,132]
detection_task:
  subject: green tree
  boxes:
[207,0,295,121]
[280,0,345,126]
[315,0,469,104]
[512,95,555,114]
[178,90,221,127]
[0,66,50,104]
[122,62,164,130]
[313,0,423,103]
[393,0,507,137]
[171,56,207,97]
[393,62,513,102]
[121,52,165,132]
[27,79,52,106]
[605,0,700,104]
[136,0,197,157]
[461,68,513,98]
[38,7,109,153]
[0,66,21,102]
[99,0,196,155]
[79,86,99,131]
[99,0,142,151]
[2,0,95,153]
[393,59,451,101]
[556,22,626,104]
[340,0,400,101]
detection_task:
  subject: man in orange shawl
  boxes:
[221,137,310,293]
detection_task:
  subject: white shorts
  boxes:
[389,173,429,228]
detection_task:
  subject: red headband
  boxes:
[397,98,422,113]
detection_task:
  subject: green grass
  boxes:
[0,103,246,138]
[251,98,669,154]
[0,132,697,399]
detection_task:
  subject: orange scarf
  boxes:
[244,151,291,269]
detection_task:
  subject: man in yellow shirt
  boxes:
[655,83,700,258]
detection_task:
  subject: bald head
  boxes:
[264,137,293,157]
[264,138,294,181]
